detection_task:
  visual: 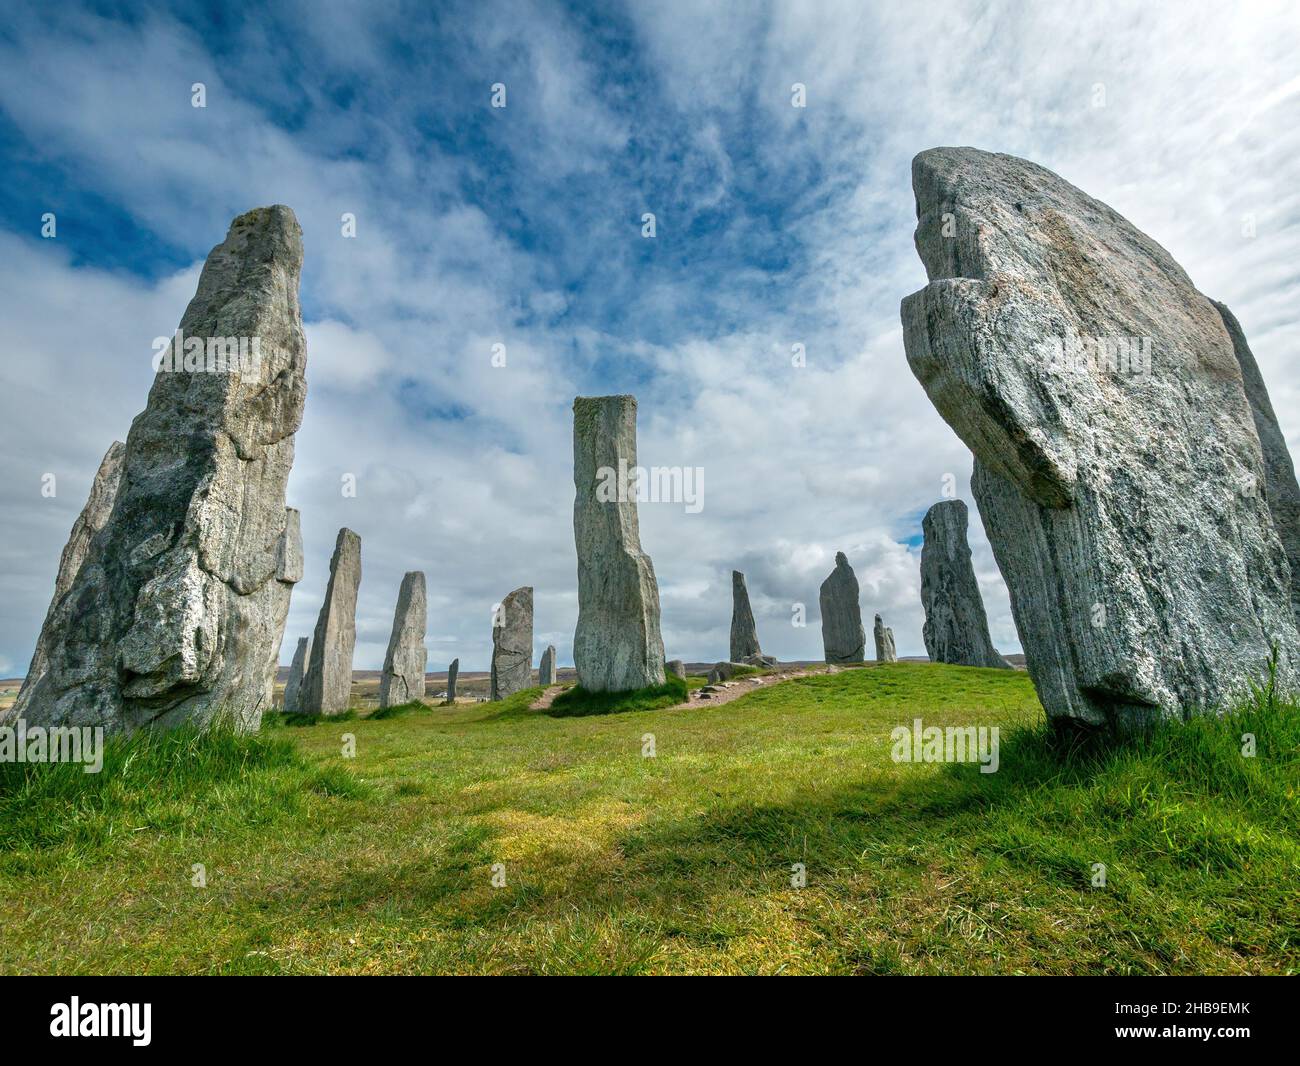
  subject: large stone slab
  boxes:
[729,570,761,662]
[282,636,310,714]
[11,440,125,720]
[300,528,362,716]
[572,395,667,691]
[819,552,865,664]
[491,585,533,700]
[539,644,557,685]
[13,206,308,733]
[919,501,1011,670]
[262,506,303,710]
[446,658,459,703]
[873,614,897,664]
[901,147,1298,729]
[379,570,427,707]
[1214,300,1300,623]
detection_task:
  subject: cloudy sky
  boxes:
[1,0,1297,675]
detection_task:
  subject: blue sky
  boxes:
[2,0,1298,673]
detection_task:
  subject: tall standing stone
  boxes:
[901,147,1298,729]
[539,644,557,685]
[491,586,533,700]
[729,570,761,662]
[263,505,303,710]
[1214,300,1300,622]
[819,552,865,664]
[282,636,310,714]
[300,528,362,716]
[379,571,427,707]
[13,206,308,734]
[919,501,1011,670]
[873,614,897,664]
[446,658,459,703]
[11,440,125,721]
[572,395,667,691]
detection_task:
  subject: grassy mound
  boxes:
[0,724,367,864]
[546,676,689,717]
[1,663,1295,974]
[368,700,426,721]
[264,708,358,727]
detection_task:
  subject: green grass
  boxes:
[0,662,1295,975]
[265,708,358,728]
[367,701,426,722]
[546,677,689,717]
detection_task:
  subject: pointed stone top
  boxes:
[834,551,848,566]
[874,613,883,623]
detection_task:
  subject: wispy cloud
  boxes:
[1,0,1296,674]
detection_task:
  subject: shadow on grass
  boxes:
[546,677,688,718]
[368,700,427,721]
[264,708,358,728]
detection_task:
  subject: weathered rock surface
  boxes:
[14,206,308,734]
[572,395,666,691]
[12,441,126,721]
[263,506,303,710]
[707,661,754,683]
[742,653,777,668]
[538,644,557,685]
[1215,300,1300,622]
[901,147,1298,729]
[379,571,427,707]
[301,528,362,716]
[819,552,865,664]
[666,659,686,679]
[729,570,761,662]
[873,614,897,664]
[282,636,310,713]
[491,586,533,700]
[919,501,1011,670]
[446,658,459,703]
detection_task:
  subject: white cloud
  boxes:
[1,1,1297,678]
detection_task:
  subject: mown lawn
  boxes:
[1,662,1296,974]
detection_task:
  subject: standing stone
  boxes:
[300,528,362,716]
[11,440,125,721]
[446,658,459,703]
[873,614,897,664]
[538,644,558,685]
[819,552,865,664]
[379,571,427,707]
[263,506,303,710]
[13,206,308,734]
[490,586,533,700]
[919,501,1011,670]
[282,636,310,714]
[729,570,762,662]
[572,395,667,691]
[901,147,1298,730]
[666,659,686,680]
[1215,300,1300,622]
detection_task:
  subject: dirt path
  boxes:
[530,684,567,710]
[528,666,829,712]
[682,666,825,709]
